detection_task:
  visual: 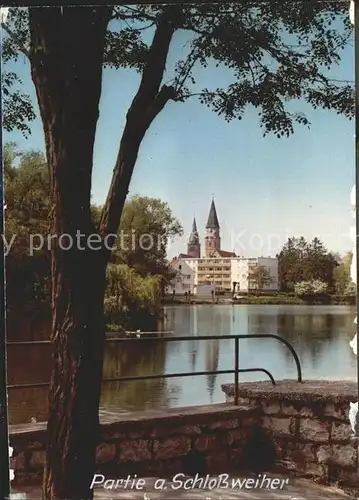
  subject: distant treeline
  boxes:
[277,236,355,297]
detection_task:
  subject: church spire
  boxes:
[205,197,221,257]
[206,198,220,229]
[191,216,198,236]
[187,216,201,258]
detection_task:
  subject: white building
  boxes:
[166,258,195,295]
[231,256,278,293]
[168,255,278,295]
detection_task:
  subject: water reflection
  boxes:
[7,304,356,424]
[204,340,220,402]
[101,339,181,413]
[244,305,356,381]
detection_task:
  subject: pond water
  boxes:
[7,304,357,424]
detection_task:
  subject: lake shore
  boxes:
[162,295,356,306]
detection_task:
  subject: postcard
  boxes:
[1,2,357,499]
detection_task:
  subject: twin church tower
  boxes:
[186,198,235,259]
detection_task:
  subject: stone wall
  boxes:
[10,380,359,495]
[9,403,260,485]
[222,380,359,495]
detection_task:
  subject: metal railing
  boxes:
[6,333,302,405]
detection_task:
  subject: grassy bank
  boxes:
[162,294,356,306]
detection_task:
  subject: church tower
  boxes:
[187,217,201,258]
[205,198,221,257]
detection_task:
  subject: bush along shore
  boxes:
[162,293,356,306]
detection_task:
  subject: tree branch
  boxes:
[127,5,182,115]
[173,45,201,94]
[1,22,30,58]
[99,6,181,244]
[111,5,156,22]
[144,84,179,122]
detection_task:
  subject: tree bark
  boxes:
[0,151,9,500]
[29,8,111,499]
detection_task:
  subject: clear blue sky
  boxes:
[3,19,355,259]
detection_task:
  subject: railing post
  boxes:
[234,336,239,405]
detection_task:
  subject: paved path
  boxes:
[11,474,353,499]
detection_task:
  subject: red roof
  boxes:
[216,250,237,258]
[171,251,237,262]
[169,254,192,267]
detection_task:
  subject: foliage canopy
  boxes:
[277,236,339,292]
[4,143,182,318]
[2,2,354,138]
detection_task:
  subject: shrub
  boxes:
[345,282,357,296]
[233,295,304,305]
[294,280,328,297]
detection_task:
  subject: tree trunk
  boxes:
[29,8,111,499]
[44,251,107,500]
[28,5,180,499]
[0,160,9,500]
